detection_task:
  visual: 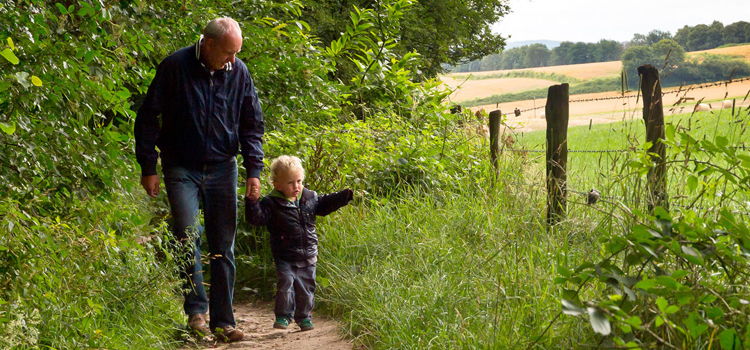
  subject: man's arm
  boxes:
[239,72,265,189]
[134,60,170,195]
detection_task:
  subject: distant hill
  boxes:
[505,40,561,49]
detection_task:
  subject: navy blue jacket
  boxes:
[134,43,264,178]
[246,188,353,261]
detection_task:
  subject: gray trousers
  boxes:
[274,259,316,322]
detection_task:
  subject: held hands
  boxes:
[140,175,160,198]
[245,177,261,201]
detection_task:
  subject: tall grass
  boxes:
[0,186,184,349]
[312,159,614,349]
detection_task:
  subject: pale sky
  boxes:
[492,0,750,43]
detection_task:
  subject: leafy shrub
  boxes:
[556,125,750,349]
[0,191,183,348]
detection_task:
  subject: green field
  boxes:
[512,106,750,209]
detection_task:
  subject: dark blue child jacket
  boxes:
[246,188,353,261]
[134,44,265,178]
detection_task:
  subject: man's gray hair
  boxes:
[203,17,242,39]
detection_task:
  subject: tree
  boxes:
[723,21,750,44]
[303,0,509,78]
[621,45,658,86]
[593,39,623,62]
[569,42,593,64]
[651,39,685,75]
[674,25,692,48]
[522,44,551,68]
[500,48,524,69]
[551,41,574,65]
[646,30,672,45]
[687,24,711,51]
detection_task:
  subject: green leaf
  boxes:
[635,278,657,290]
[671,270,689,279]
[715,135,729,148]
[687,175,698,191]
[706,306,723,319]
[587,307,611,335]
[719,329,739,350]
[625,316,642,328]
[655,315,664,327]
[681,245,704,264]
[31,75,42,87]
[6,37,14,51]
[55,2,68,14]
[656,297,668,312]
[0,122,16,135]
[1,48,19,64]
[655,276,680,289]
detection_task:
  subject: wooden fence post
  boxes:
[546,84,569,226]
[489,110,501,173]
[638,65,668,210]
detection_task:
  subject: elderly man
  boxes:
[135,17,264,342]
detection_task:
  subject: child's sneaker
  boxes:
[298,318,314,331]
[273,317,290,329]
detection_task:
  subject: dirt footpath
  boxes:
[184,301,354,350]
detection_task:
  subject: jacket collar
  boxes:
[269,189,300,206]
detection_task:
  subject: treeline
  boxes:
[453,20,750,72]
[673,20,750,51]
[453,40,623,72]
[622,38,750,88]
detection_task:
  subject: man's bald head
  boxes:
[203,17,242,39]
[200,17,243,71]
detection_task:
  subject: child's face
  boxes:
[273,169,304,200]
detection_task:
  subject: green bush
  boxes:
[0,190,183,348]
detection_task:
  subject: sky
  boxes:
[492,0,750,44]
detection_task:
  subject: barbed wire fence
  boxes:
[478,71,750,224]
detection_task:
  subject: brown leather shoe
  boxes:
[187,313,210,336]
[214,326,244,343]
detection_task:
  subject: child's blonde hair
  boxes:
[269,155,305,183]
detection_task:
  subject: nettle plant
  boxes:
[556,124,750,349]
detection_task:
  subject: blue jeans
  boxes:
[163,159,238,329]
[274,259,316,322]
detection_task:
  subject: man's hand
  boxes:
[141,175,160,198]
[245,177,261,200]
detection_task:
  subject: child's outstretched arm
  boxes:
[245,197,270,226]
[315,189,354,216]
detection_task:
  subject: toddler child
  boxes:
[245,155,353,331]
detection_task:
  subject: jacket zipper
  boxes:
[204,73,213,162]
[298,203,306,259]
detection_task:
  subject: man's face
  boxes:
[202,31,242,71]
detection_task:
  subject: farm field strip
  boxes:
[442,44,750,104]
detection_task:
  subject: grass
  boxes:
[312,159,614,349]
[511,105,750,208]
[0,186,185,349]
